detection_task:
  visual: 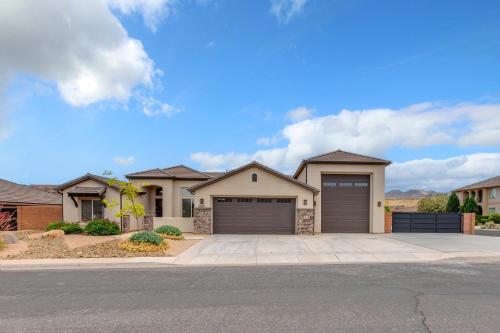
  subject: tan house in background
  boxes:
[57,150,391,235]
[455,175,500,215]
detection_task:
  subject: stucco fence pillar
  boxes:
[463,213,475,235]
[296,209,314,235]
[144,215,154,231]
[384,212,392,233]
[193,207,211,234]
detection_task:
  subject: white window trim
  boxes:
[489,188,497,199]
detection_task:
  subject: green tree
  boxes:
[446,192,461,213]
[461,195,478,213]
[417,195,448,213]
[102,173,146,228]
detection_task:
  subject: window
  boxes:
[323,182,337,187]
[81,199,104,221]
[181,188,194,218]
[354,182,368,187]
[257,198,272,203]
[339,182,353,187]
[277,198,292,203]
[489,188,497,199]
[237,198,252,203]
[489,207,496,214]
[216,198,232,203]
[252,173,257,182]
[155,198,163,217]
[155,187,163,196]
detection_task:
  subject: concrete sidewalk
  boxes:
[2,233,500,270]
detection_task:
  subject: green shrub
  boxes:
[461,196,477,213]
[418,195,448,213]
[384,205,391,213]
[446,192,461,213]
[155,225,182,236]
[488,213,500,224]
[84,219,120,236]
[46,222,82,234]
[129,231,163,245]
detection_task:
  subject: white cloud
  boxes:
[140,96,182,117]
[387,153,500,192]
[206,41,216,50]
[114,156,135,166]
[286,106,313,122]
[190,102,500,177]
[109,0,175,33]
[0,0,161,108]
[270,0,309,24]
[190,152,252,171]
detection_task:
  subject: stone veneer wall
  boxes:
[193,207,211,234]
[296,208,314,235]
[122,215,130,233]
[144,215,154,231]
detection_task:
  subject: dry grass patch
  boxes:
[118,240,169,253]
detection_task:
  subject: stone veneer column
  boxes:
[296,209,314,235]
[122,215,130,233]
[144,215,154,231]
[193,207,211,234]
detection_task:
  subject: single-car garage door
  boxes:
[321,174,370,233]
[213,197,295,234]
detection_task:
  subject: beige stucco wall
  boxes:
[61,179,123,223]
[153,217,194,232]
[130,178,203,218]
[295,163,386,234]
[193,166,315,233]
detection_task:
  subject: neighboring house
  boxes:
[0,179,62,230]
[58,150,391,235]
[454,176,500,215]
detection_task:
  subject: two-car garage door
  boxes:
[213,197,295,234]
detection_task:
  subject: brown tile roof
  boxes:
[454,175,500,191]
[294,150,391,178]
[203,171,226,178]
[55,174,121,192]
[0,179,62,205]
[126,165,212,180]
[29,184,59,194]
[188,161,320,194]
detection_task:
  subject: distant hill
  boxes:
[385,189,444,199]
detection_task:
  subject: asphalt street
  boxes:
[1,259,500,332]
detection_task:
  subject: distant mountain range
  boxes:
[385,189,445,199]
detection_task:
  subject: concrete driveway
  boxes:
[174,233,490,266]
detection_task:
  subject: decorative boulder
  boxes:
[42,230,65,238]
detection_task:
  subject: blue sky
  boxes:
[0,0,499,191]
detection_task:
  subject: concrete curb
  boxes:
[2,252,500,270]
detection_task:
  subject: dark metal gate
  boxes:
[392,212,462,233]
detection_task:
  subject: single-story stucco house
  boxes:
[57,150,391,234]
[0,179,62,230]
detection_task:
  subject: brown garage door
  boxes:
[321,174,370,233]
[213,197,295,234]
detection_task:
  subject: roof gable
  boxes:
[294,150,391,178]
[55,174,120,192]
[126,165,211,180]
[0,179,61,205]
[188,161,319,194]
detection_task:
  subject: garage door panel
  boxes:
[213,197,295,234]
[321,174,370,233]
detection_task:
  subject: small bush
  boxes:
[84,219,120,236]
[46,222,82,234]
[155,225,182,236]
[118,240,168,252]
[481,221,496,230]
[489,213,500,224]
[129,231,164,245]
